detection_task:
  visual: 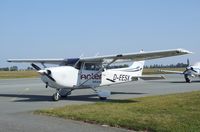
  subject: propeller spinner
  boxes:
[31,63,56,82]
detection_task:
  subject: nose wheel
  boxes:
[184,75,191,83]
[52,91,60,101]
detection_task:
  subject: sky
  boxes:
[0,0,200,68]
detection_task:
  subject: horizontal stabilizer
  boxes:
[132,75,165,81]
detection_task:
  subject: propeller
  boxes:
[31,63,41,70]
[190,67,197,73]
[184,67,197,74]
[183,59,191,82]
[31,63,56,82]
[184,59,192,72]
[187,59,190,67]
[183,59,197,83]
[184,59,197,73]
[44,70,56,82]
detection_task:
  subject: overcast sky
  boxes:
[0,0,199,68]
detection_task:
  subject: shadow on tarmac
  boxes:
[0,91,146,103]
[170,80,200,83]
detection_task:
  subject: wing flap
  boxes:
[132,75,165,81]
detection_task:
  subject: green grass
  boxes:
[0,71,39,79]
[0,68,184,79]
[35,91,200,132]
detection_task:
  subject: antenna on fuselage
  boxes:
[95,52,100,57]
[79,53,84,58]
[187,59,190,67]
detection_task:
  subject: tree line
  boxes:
[144,63,188,68]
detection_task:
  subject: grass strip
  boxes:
[35,91,200,132]
[0,71,39,79]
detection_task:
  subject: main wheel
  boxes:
[185,77,191,83]
[184,75,191,83]
[52,93,60,101]
[99,97,107,100]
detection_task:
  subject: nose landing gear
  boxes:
[184,75,191,83]
[52,89,61,101]
[52,89,73,101]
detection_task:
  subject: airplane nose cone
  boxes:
[37,70,47,75]
[186,66,191,70]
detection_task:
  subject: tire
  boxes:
[99,97,107,100]
[185,78,191,83]
[184,75,191,83]
[52,93,60,101]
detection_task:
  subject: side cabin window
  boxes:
[83,62,101,71]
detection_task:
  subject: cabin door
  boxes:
[78,62,102,88]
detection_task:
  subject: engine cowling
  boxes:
[41,66,79,89]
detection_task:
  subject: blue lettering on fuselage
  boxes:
[113,74,130,82]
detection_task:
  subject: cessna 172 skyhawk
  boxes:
[159,60,200,83]
[8,49,191,101]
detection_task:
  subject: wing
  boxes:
[159,69,184,74]
[80,48,191,62]
[7,58,80,65]
[7,59,65,64]
[7,49,191,65]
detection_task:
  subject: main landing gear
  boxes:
[184,75,191,83]
[96,90,111,100]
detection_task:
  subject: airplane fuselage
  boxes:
[40,65,143,90]
[7,48,191,101]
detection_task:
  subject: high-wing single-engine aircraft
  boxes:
[159,59,200,83]
[8,49,191,101]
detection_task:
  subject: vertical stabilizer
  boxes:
[110,60,145,76]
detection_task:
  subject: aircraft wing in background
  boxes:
[159,69,184,74]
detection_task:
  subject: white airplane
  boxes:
[159,60,200,83]
[8,49,191,101]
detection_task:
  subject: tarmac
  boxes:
[0,74,199,132]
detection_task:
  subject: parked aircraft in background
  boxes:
[8,49,191,101]
[159,59,200,83]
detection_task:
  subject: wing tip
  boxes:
[177,48,193,54]
[7,59,12,62]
